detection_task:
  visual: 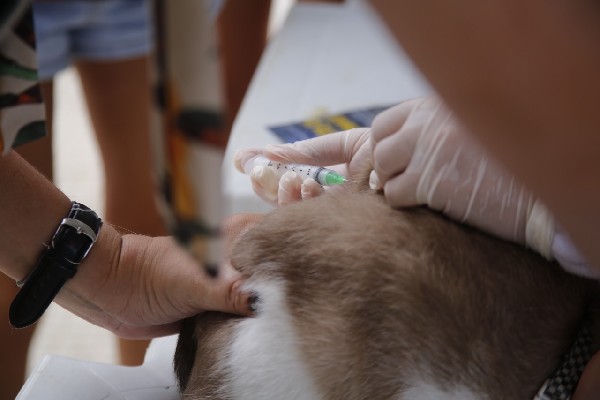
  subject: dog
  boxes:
[174,187,600,399]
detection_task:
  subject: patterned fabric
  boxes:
[534,317,594,400]
[152,0,227,267]
[1,0,227,270]
[0,1,45,154]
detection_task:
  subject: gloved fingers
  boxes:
[264,128,371,167]
[369,170,383,190]
[300,178,325,200]
[250,166,280,206]
[278,171,304,206]
[382,173,421,209]
[372,125,420,184]
[344,135,375,179]
[371,99,423,143]
[234,148,261,174]
[525,202,555,259]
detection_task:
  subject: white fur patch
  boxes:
[400,379,485,400]
[225,278,322,399]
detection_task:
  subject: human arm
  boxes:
[0,152,251,339]
[236,109,595,278]
[367,0,600,271]
[370,97,597,278]
[366,2,600,396]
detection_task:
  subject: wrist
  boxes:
[10,202,105,328]
[0,152,72,282]
[54,223,124,328]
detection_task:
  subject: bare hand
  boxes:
[55,215,262,339]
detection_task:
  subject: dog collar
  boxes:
[533,317,594,400]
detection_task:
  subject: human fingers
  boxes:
[371,97,448,184]
[264,128,371,166]
[234,148,260,174]
[381,173,421,208]
[203,266,252,315]
[371,98,423,143]
[277,171,304,206]
[250,166,280,205]
[109,321,184,340]
[372,126,419,184]
[154,236,252,318]
[199,214,266,315]
[300,178,325,200]
[166,237,252,320]
[97,235,252,339]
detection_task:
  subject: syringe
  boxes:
[243,156,347,186]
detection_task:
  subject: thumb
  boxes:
[264,128,371,166]
[234,148,261,174]
[193,264,253,317]
[194,213,265,317]
[382,173,421,209]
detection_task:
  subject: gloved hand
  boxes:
[234,128,372,206]
[371,96,556,258]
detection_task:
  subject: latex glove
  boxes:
[371,96,555,258]
[55,215,259,339]
[234,128,372,206]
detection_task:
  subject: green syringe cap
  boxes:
[324,172,347,186]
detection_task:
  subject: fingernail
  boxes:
[205,264,219,278]
[369,170,383,190]
[234,149,260,174]
[247,292,260,313]
[301,178,323,199]
[280,170,299,187]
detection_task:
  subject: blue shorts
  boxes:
[33,0,153,80]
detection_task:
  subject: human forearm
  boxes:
[0,151,71,281]
[1,151,251,337]
[369,0,600,269]
[0,151,124,330]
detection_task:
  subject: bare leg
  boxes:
[218,0,271,133]
[0,82,55,397]
[0,278,37,399]
[76,56,164,365]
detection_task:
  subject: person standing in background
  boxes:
[2,0,272,396]
[13,0,165,369]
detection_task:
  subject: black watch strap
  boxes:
[9,202,103,328]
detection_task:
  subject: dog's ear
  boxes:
[174,316,199,392]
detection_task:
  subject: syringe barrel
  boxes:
[244,156,342,186]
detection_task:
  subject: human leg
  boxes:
[0,280,37,399]
[0,81,55,398]
[76,56,164,365]
[217,0,271,133]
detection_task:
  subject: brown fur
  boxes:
[176,191,600,399]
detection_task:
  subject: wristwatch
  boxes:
[9,202,103,328]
